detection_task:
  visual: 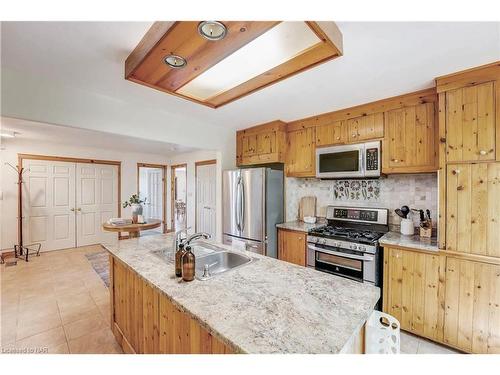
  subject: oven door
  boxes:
[316,144,365,179]
[307,244,377,284]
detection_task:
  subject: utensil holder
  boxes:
[420,219,432,238]
[400,218,414,236]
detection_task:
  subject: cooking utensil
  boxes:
[400,206,410,219]
[426,209,431,220]
[395,208,405,219]
[419,209,425,222]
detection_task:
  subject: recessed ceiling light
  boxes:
[0,130,17,138]
[198,21,227,41]
[164,54,187,68]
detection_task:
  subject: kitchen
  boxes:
[1,3,500,373]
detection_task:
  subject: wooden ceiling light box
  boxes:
[125,21,343,108]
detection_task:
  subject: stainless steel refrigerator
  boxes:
[223,168,283,258]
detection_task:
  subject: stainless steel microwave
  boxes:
[315,141,381,179]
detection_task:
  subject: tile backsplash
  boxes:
[286,173,438,229]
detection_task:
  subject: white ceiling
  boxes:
[1,21,499,132]
[0,117,197,155]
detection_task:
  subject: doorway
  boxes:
[195,160,217,239]
[137,163,166,235]
[171,164,187,232]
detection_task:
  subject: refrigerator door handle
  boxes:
[235,177,242,232]
[240,178,245,231]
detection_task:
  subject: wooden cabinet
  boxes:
[347,113,384,143]
[446,162,500,257]
[445,81,496,162]
[285,127,316,177]
[111,256,234,354]
[278,228,307,266]
[236,120,287,166]
[443,257,500,353]
[382,103,437,173]
[382,247,445,342]
[315,120,347,147]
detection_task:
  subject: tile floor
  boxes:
[0,245,122,354]
[1,245,461,355]
[400,331,461,354]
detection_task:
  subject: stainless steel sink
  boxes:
[196,251,252,280]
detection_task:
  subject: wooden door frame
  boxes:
[194,159,217,233]
[136,163,167,234]
[170,164,188,232]
[17,153,122,245]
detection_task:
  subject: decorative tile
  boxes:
[333,180,380,201]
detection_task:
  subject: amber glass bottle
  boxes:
[175,243,186,277]
[182,245,195,282]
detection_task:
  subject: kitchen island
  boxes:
[103,233,380,354]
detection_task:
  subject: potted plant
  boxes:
[123,194,147,224]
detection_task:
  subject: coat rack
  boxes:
[2,162,35,262]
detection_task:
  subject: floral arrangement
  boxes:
[122,194,147,208]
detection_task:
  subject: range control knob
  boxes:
[350,244,358,250]
[321,239,327,245]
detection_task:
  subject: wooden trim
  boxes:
[437,93,447,250]
[194,159,216,167]
[287,88,437,131]
[496,81,500,162]
[170,164,187,232]
[137,163,168,234]
[19,154,122,243]
[440,250,500,266]
[194,160,217,232]
[435,60,500,93]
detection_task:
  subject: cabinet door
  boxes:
[278,229,306,266]
[383,247,445,341]
[286,127,316,177]
[446,81,496,162]
[316,120,347,147]
[446,163,500,257]
[444,257,500,353]
[347,113,384,143]
[242,134,257,157]
[383,103,437,173]
[256,131,276,155]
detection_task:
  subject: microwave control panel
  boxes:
[365,148,379,171]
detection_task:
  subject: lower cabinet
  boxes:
[382,247,445,342]
[110,255,234,354]
[278,228,307,266]
[443,257,500,353]
[383,246,500,353]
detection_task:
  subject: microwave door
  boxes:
[316,145,365,178]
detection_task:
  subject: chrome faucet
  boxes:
[172,227,191,252]
[185,232,211,246]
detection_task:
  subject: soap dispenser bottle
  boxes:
[175,243,186,277]
[182,245,195,282]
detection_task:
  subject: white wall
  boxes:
[0,137,172,251]
[166,150,222,242]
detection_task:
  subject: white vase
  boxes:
[131,204,143,224]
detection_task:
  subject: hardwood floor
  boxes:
[0,245,122,354]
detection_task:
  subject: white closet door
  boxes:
[23,159,76,251]
[196,163,216,238]
[76,163,118,246]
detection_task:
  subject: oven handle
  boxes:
[307,244,374,262]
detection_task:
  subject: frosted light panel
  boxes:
[177,22,321,101]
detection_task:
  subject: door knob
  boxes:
[77,208,82,212]
[70,208,75,212]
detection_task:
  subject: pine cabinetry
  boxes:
[382,246,445,342]
[315,120,347,147]
[285,127,316,177]
[347,113,384,143]
[446,162,500,257]
[236,120,287,166]
[278,228,307,266]
[110,255,234,354]
[382,103,438,173]
[445,81,496,163]
[443,257,500,353]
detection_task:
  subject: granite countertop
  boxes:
[276,220,325,232]
[379,231,439,252]
[103,234,379,354]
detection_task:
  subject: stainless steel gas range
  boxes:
[307,206,388,286]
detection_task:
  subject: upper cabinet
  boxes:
[445,81,496,162]
[315,120,347,147]
[286,127,316,177]
[347,113,384,143]
[236,121,287,166]
[382,103,437,173]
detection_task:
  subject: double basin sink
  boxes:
[153,242,253,280]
